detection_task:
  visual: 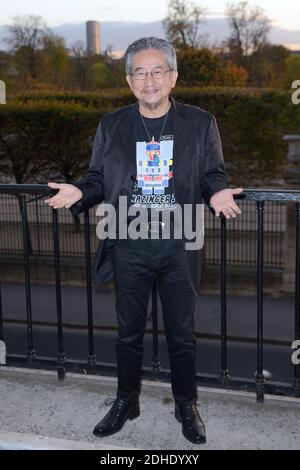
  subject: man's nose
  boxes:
[144,72,155,85]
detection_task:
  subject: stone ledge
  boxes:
[1,367,300,450]
[0,430,136,450]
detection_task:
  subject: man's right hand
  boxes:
[44,182,83,209]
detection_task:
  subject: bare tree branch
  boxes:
[225,1,270,67]
[163,0,207,49]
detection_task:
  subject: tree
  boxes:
[0,51,11,83]
[5,15,50,80]
[250,45,290,88]
[285,55,300,88]
[215,61,248,87]
[0,108,50,183]
[85,62,110,90]
[39,35,68,86]
[225,1,270,69]
[67,41,88,90]
[177,47,221,86]
[163,0,207,49]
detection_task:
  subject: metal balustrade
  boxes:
[0,184,299,402]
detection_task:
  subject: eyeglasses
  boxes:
[129,68,173,80]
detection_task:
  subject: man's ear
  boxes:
[171,70,178,88]
[126,74,133,90]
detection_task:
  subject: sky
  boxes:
[0,0,299,31]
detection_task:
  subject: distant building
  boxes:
[86,21,101,55]
[0,80,5,104]
[105,50,125,60]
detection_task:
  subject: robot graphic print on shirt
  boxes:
[130,135,176,209]
[136,137,173,195]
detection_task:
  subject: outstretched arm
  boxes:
[45,120,105,213]
[209,187,243,219]
[44,182,83,209]
[201,114,243,219]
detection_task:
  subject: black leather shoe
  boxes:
[93,397,140,438]
[175,401,206,444]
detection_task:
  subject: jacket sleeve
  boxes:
[200,114,228,207]
[69,120,105,216]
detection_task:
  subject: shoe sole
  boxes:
[93,406,140,438]
[175,408,207,445]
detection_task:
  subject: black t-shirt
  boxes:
[129,102,177,214]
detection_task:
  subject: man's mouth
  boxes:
[143,89,159,94]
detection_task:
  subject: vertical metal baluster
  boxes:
[293,202,300,395]
[152,279,160,371]
[255,200,265,402]
[52,207,66,379]
[20,195,36,361]
[0,282,3,341]
[35,197,41,256]
[220,214,229,380]
[84,211,96,365]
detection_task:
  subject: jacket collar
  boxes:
[119,102,139,172]
[170,96,193,171]
[118,95,192,172]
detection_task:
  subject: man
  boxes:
[45,37,242,445]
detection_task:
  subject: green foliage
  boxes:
[0,102,104,183]
[177,48,221,86]
[172,87,300,185]
[250,45,290,88]
[85,62,110,90]
[9,89,134,108]
[176,48,249,87]
[285,56,300,87]
[39,35,68,86]
[1,88,299,186]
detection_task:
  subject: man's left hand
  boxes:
[209,188,243,219]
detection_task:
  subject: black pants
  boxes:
[112,236,198,404]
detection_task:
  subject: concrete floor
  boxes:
[0,367,300,450]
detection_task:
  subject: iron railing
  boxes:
[0,184,299,402]
[0,187,285,268]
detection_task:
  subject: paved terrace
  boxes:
[0,367,300,450]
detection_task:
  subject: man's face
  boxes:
[126,49,178,109]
